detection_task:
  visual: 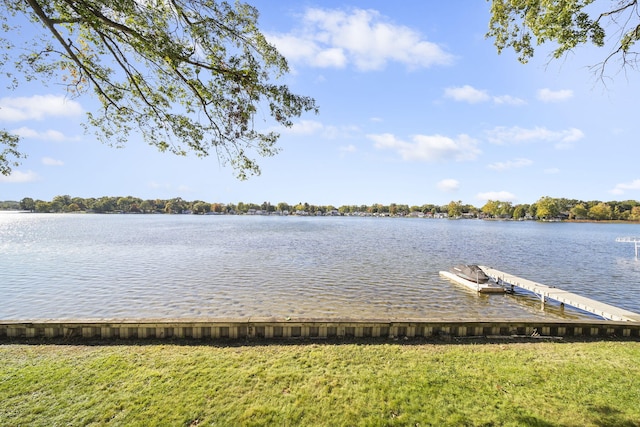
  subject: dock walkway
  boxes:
[480,266,640,322]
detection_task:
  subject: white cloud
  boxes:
[282,120,325,135]
[444,86,525,105]
[0,170,39,183]
[370,133,480,162]
[476,191,516,202]
[0,95,83,121]
[492,95,526,106]
[487,158,533,171]
[444,85,490,103]
[610,179,640,195]
[437,178,459,192]
[485,126,584,148]
[268,8,453,71]
[280,120,359,140]
[561,128,584,142]
[42,157,64,166]
[537,88,573,102]
[339,144,357,153]
[554,128,584,149]
[11,126,73,142]
[269,34,347,68]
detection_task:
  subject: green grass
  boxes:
[1,340,639,426]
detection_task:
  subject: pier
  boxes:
[480,266,640,322]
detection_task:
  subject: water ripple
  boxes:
[1,213,639,320]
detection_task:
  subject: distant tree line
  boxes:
[474,196,640,221]
[1,195,639,221]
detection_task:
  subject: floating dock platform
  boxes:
[480,266,640,322]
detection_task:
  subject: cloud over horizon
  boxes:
[485,126,584,149]
[42,157,64,166]
[537,88,573,102]
[0,169,39,183]
[444,85,525,105]
[11,126,77,142]
[444,85,489,103]
[437,178,460,192]
[487,158,533,171]
[0,95,83,122]
[267,8,453,71]
[281,119,360,140]
[370,133,481,162]
[610,179,640,195]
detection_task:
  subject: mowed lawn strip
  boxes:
[1,341,639,426]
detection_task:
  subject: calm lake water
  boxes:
[1,212,639,321]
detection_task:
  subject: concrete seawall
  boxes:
[2,318,640,341]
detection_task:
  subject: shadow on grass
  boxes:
[589,405,640,427]
[514,416,557,427]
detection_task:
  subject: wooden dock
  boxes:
[480,266,640,322]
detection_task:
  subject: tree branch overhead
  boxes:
[487,0,640,77]
[0,0,318,178]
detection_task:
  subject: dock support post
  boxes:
[539,292,546,310]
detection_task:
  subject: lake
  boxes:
[1,212,639,321]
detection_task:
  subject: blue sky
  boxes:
[1,1,639,207]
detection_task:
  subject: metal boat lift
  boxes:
[616,237,640,259]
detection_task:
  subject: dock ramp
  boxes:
[480,266,640,322]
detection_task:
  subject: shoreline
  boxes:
[3,318,640,342]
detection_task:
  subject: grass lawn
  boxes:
[1,339,639,426]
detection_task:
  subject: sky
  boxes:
[1,1,640,207]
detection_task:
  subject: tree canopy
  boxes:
[487,0,640,77]
[0,0,318,177]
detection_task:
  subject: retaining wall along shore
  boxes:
[2,318,640,340]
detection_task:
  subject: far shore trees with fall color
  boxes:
[2,195,639,222]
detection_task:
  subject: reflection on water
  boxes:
[1,212,639,321]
